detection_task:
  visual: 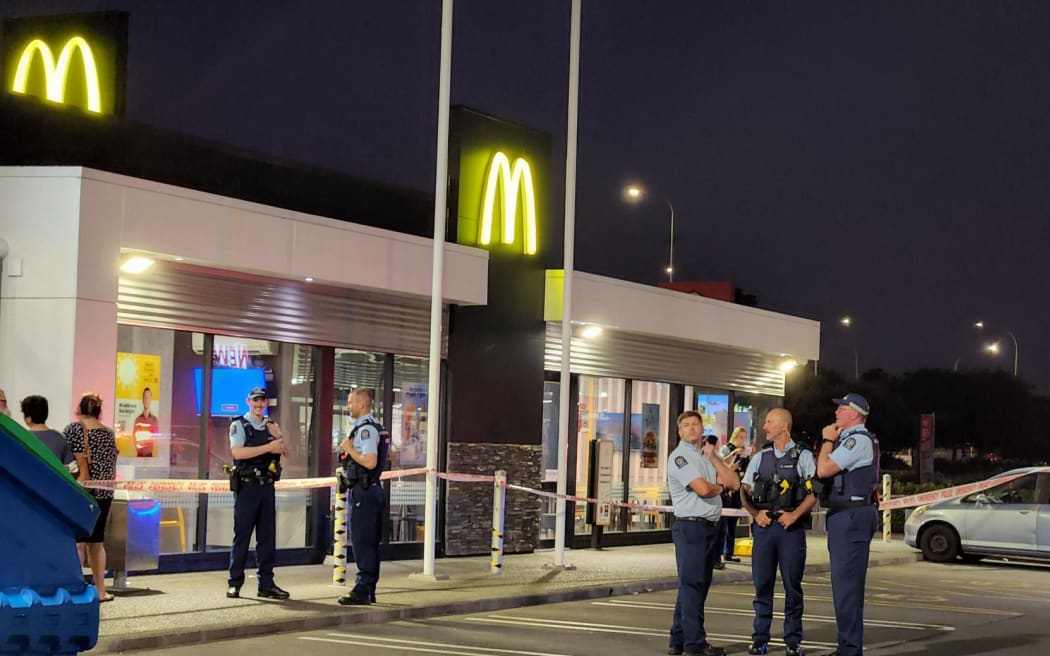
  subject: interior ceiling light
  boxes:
[580,325,603,339]
[120,256,154,274]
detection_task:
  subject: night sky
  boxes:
[3,1,1049,390]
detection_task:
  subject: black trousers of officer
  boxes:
[827,505,877,656]
[669,518,720,652]
[349,483,385,598]
[751,520,807,646]
[228,480,276,590]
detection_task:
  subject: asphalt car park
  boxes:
[140,559,1050,656]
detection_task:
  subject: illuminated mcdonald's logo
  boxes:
[478,152,538,255]
[10,36,102,113]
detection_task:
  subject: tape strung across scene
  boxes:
[83,467,1017,515]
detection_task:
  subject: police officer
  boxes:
[667,411,739,656]
[742,409,816,656]
[337,388,387,605]
[816,393,879,656]
[227,386,290,600]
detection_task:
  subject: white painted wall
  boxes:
[0,166,489,427]
[545,270,821,362]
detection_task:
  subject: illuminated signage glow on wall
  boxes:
[477,151,538,256]
[11,36,102,113]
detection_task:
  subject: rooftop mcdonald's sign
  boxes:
[11,36,102,113]
[478,152,538,255]
[2,12,128,116]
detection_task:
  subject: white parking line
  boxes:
[301,634,573,656]
[592,600,955,631]
[456,614,839,649]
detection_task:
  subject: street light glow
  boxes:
[975,321,984,329]
[984,342,1001,354]
[624,184,644,201]
[839,316,852,327]
[664,265,674,275]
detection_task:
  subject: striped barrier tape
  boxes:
[83,467,754,517]
[877,471,1026,511]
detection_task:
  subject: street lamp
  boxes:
[976,320,1019,377]
[623,184,675,282]
[837,315,859,379]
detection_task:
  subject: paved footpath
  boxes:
[95,534,919,653]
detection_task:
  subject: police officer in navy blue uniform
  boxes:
[816,393,879,656]
[742,409,817,656]
[227,386,290,600]
[667,411,740,656]
[337,387,387,605]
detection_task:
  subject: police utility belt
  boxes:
[336,461,378,492]
[225,461,281,493]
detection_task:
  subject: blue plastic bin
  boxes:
[0,413,101,655]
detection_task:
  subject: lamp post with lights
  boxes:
[976,320,1019,377]
[624,184,676,282]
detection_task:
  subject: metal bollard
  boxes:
[882,473,892,543]
[491,470,507,574]
[332,486,348,584]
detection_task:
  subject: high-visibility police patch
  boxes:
[675,456,688,469]
[844,437,857,450]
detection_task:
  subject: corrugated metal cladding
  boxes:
[544,322,785,396]
[118,264,447,357]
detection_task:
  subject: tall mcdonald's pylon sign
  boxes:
[10,36,102,113]
[478,151,538,255]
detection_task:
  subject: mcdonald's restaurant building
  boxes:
[0,11,819,572]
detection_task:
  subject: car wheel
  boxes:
[920,524,959,563]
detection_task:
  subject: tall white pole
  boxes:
[421,0,454,579]
[554,0,582,568]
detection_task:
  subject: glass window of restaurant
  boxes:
[389,355,430,543]
[115,326,320,554]
[627,380,672,531]
[575,375,626,534]
[733,392,784,449]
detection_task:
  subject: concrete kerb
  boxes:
[97,549,921,653]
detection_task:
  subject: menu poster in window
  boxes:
[640,403,660,468]
[115,352,161,458]
[400,382,428,467]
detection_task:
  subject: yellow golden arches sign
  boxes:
[11,36,102,113]
[478,152,538,255]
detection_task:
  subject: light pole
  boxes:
[624,184,675,282]
[838,315,859,379]
[976,320,1019,377]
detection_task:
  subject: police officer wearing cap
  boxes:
[741,408,816,656]
[227,387,289,599]
[816,393,879,656]
[667,411,740,656]
[337,387,387,605]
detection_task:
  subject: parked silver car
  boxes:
[904,467,1050,562]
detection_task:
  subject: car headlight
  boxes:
[908,505,927,521]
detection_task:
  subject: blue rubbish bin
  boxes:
[0,413,101,655]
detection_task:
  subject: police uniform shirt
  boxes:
[829,425,875,501]
[743,439,817,486]
[351,412,380,459]
[229,412,270,449]
[667,440,722,522]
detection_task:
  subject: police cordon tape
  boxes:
[876,471,1026,511]
[82,467,1023,516]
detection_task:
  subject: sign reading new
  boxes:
[2,12,128,116]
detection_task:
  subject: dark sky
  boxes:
[4,1,1050,390]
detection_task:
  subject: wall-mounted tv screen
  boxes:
[193,368,266,417]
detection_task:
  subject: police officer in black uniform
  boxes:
[816,393,879,656]
[742,408,817,656]
[227,386,290,600]
[337,387,388,605]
